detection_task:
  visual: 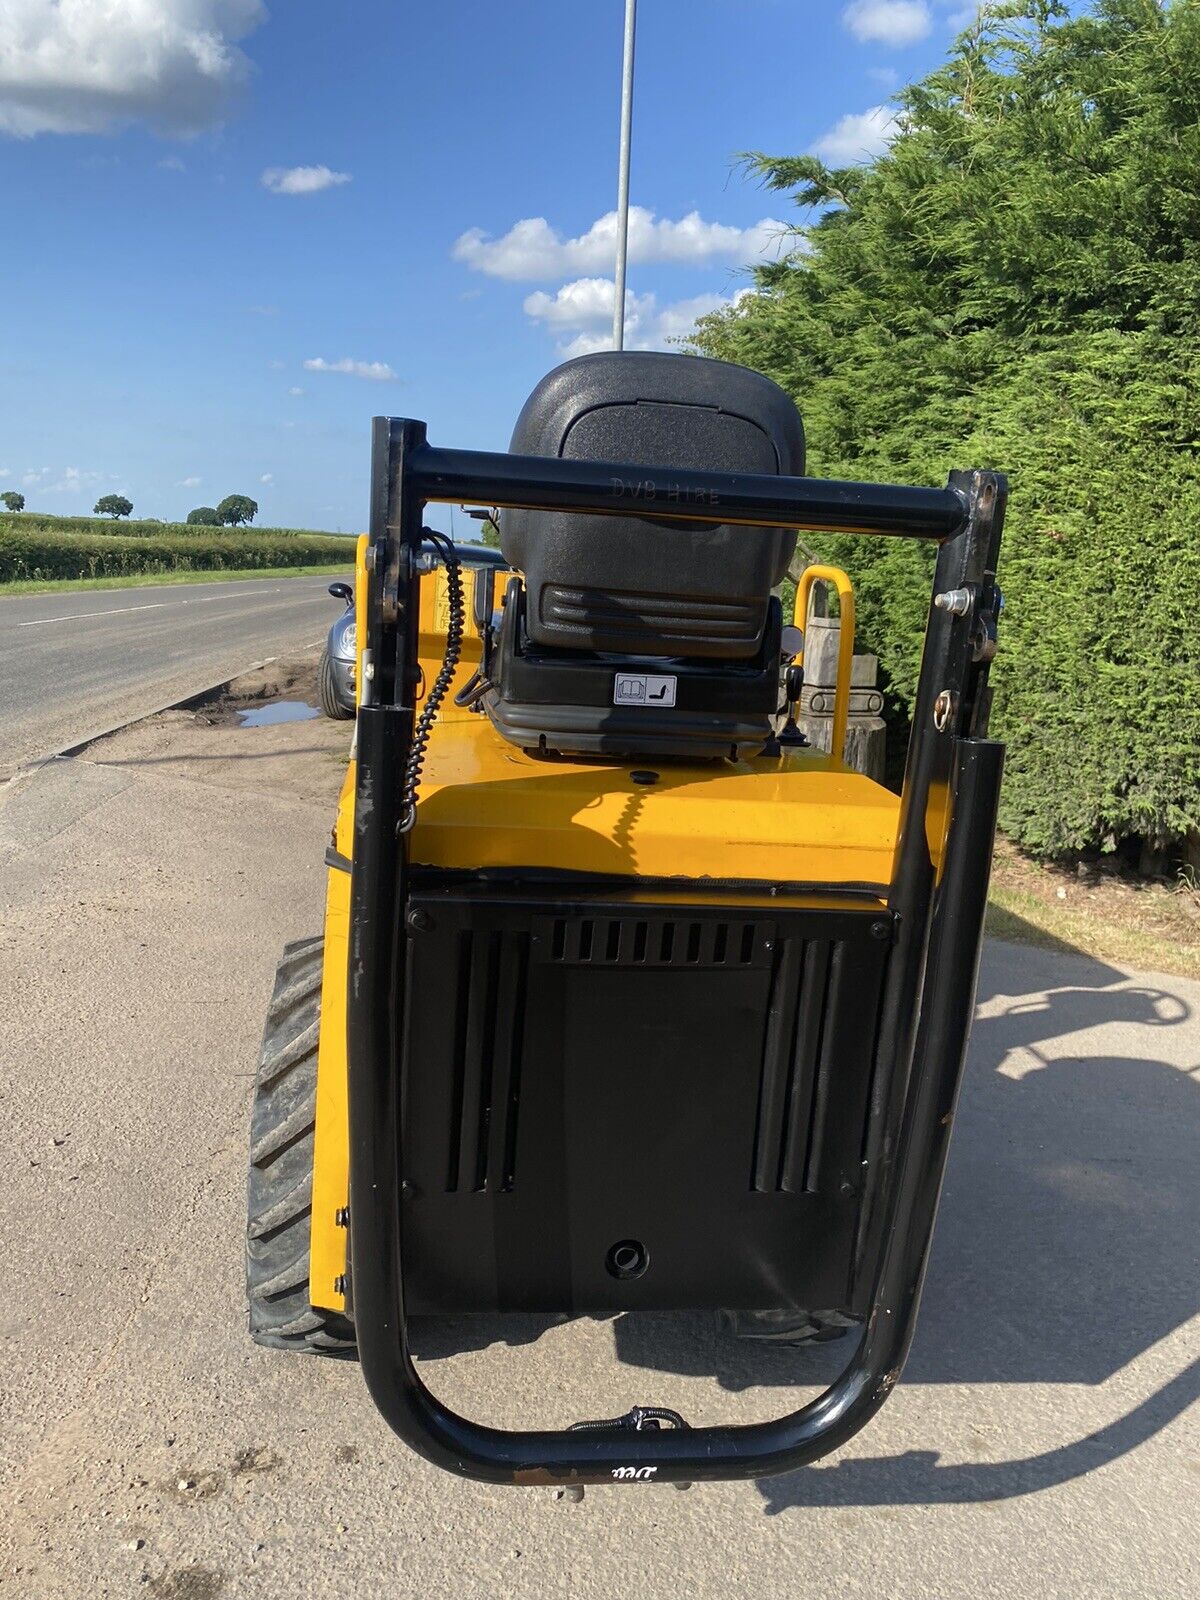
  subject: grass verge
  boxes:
[986,837,1200,980]
[0,563,352,598]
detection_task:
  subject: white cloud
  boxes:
[866,65,900,87]
[523,277,625,330]
[524,276,742,357]
[178,475,201,487]
[261,164,351,196]
[814,105,898,164]
[287,385,305,396]
[158,154,186,171]
[0,1,266,138]
[453,206,789,281]
[260,472,273,485]
[20,465,109,495]
[304,357,397,382]
[843,2,931,46]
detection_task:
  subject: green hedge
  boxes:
[692,1,1200,859]
[0,525,355,582]
[0,511,334,540]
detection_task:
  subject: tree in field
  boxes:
[186,506,222,526]
[94,494,133,519]
[690,0,1200,862]
[217,494,258,526]
[1,491,24,513]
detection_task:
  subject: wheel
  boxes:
[317,648,353,720]
[246,936,356,1356]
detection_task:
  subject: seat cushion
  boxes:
[502,352,805,660]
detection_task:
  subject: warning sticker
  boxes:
[613,672,677,708]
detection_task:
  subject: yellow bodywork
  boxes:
[309,556,900,1314]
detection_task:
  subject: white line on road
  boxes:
[15,584,323,628]
[18,601,172,626]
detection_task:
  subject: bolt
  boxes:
[934,587,972,617]
[400,1180,416,1200]
[335,1207,350,1227]
[407,908,432,932]
[333,1275,347,1296]
[933,689,957,733]
[870,920,890,941]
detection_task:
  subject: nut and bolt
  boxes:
[933,587,973,617]
[870,920,891,941]
[407,908,433,932]
[333,1274,347,1296]
[335,1206,350,1227]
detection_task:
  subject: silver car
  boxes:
[318,581,357,719]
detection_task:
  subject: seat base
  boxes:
[484,583,784,761]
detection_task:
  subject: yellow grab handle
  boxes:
[354,533,369,709]
[793,564,855,766]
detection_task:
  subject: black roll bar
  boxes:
[348,416,1008,1486]
[407,437,969,539]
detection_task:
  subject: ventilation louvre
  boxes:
[537,915,774,969]
[445,930,528,1193]
[751,938,844,1194]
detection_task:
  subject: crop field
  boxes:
[0,511,355,584]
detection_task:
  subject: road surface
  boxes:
[0,700,1195,1598]
[0,573,350,774]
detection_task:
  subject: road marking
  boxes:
[15,583,327,628]
[18,601,172,626]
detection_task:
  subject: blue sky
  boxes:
[0,2,968,531]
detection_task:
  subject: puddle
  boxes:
[237,699,320,727]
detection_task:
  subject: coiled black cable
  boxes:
[398,532,464,834]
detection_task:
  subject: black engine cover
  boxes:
[398,883,892,1317]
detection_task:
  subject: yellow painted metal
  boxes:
[353,533,368,707]
[310,534,366,1314]
[408,718,898,888]
[794,564,855,766]
[310,857,351,1313]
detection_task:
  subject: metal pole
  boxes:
[612,0,637,351]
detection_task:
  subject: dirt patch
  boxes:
[80,647,351,807]
[189,653,324,726]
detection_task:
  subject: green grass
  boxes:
[0,562,352,597]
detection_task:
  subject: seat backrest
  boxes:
[501,351,805,660]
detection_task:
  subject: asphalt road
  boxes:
[0,709,1196,1598]
[0,574,351,774]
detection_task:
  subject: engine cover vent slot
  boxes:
[536,916,775,970]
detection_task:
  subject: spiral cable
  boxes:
[398,533,464,834]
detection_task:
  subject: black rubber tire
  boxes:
[317,648,353,720]
[246,936,356,1356]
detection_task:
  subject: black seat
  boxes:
[484,351,805,761]
[501,351,804,659]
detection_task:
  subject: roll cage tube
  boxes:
[349,417,1006,1486]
